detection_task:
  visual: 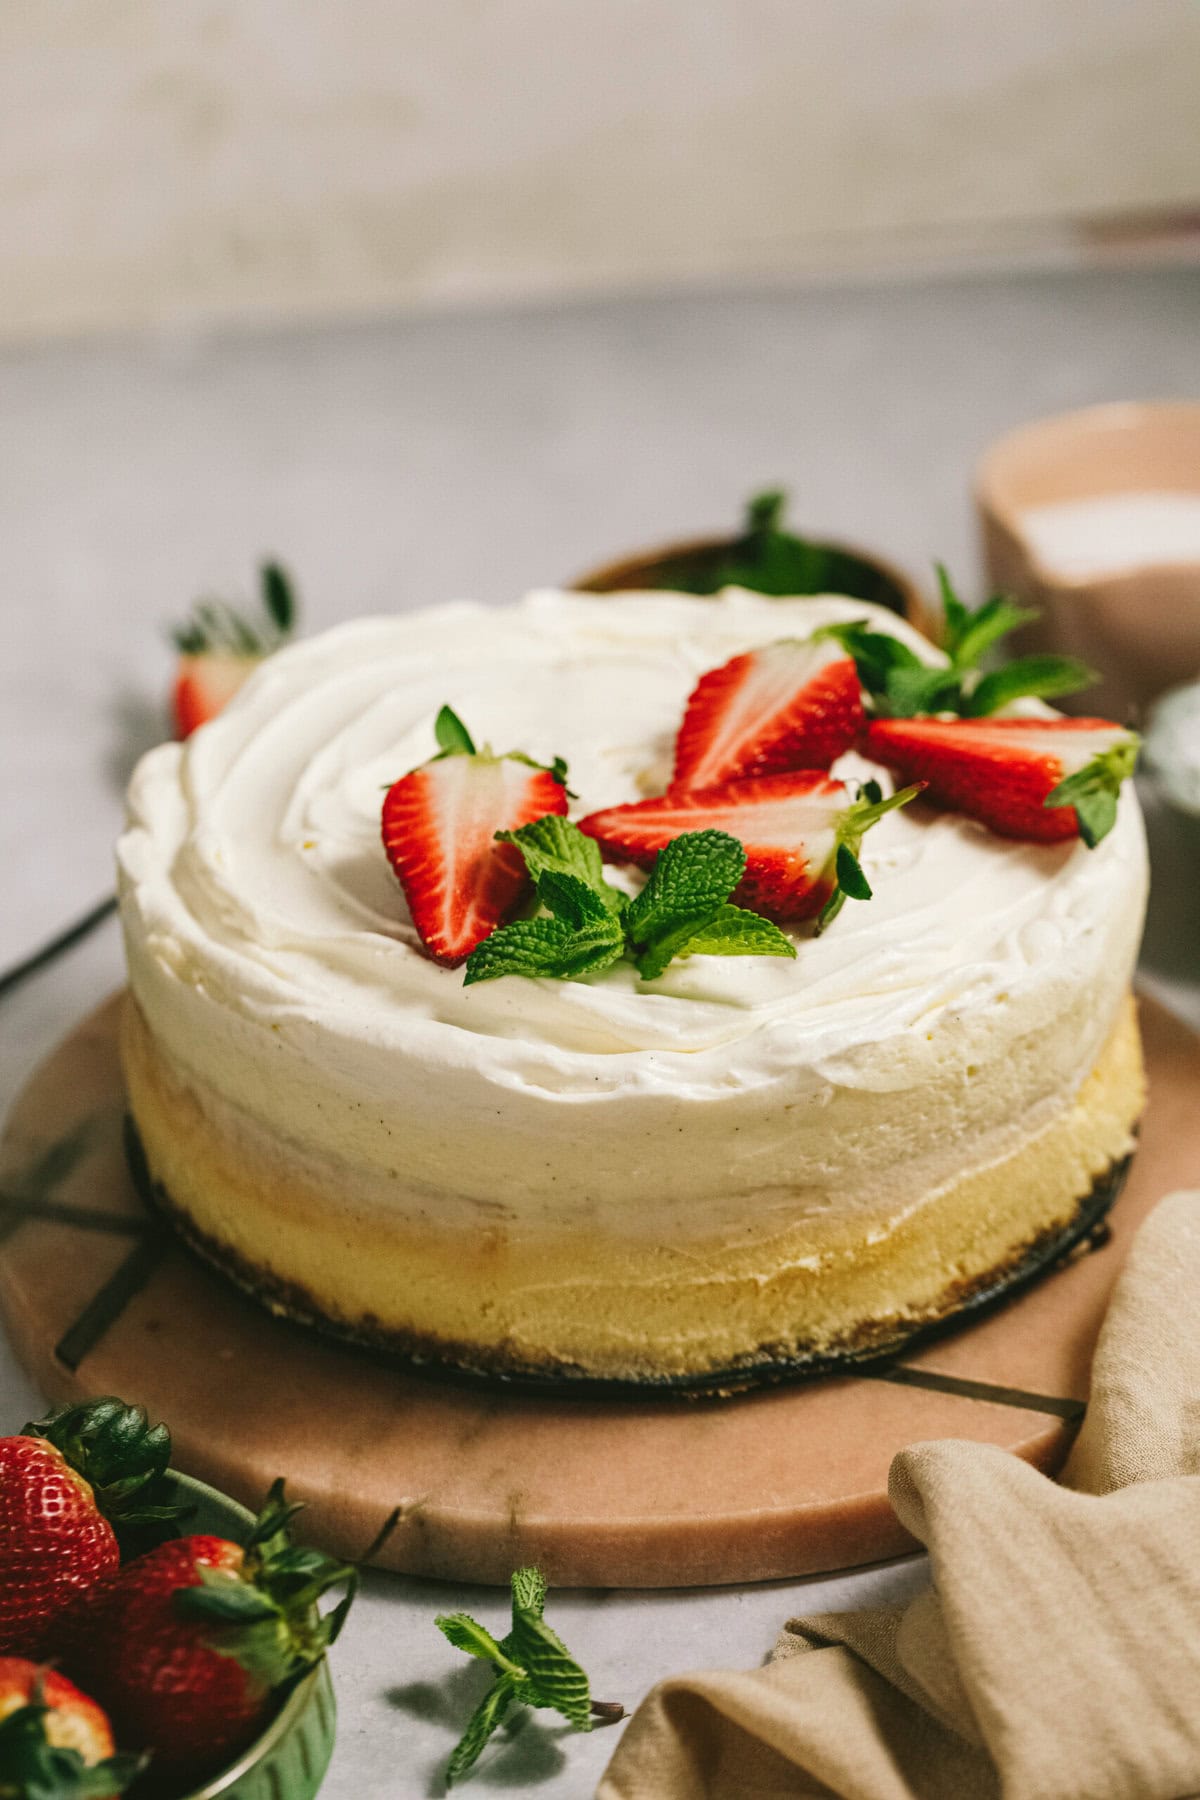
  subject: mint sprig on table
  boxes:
[436,1567,622,1787]
[463,819,795,985]
[818,565,1095,719]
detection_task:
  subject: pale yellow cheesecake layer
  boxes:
[122,991,1144,1381]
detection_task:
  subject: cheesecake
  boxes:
[117,591,1148,1385]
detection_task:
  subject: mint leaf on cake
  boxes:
[466,819,794,984]
[494,814,624,913]
[381,707,570,966]
[435,1566,620,1786]
[818,566,1094,720]
[622,830,795,980]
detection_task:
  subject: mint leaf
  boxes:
[1044,737,1139,848]
[445,1676,518,1787]
[497,816,621,913]
[463,915,624,985]
[438,1568,616,1788]
[674,905,797,962]
[936,563,971,654]
[509,1566,547,1617]
[434,706,477,757]
[537,870,615,931]
[437,1612,516,1670]
[961,655,1096,717]
[881,663,963,718]
[631,914,724,981]
[625,830,745,945]
[816,620,926,694]
[503,1608,592,1727]
[939,571,1038,670]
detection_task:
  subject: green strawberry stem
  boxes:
[26,1397,184,1533]
[424,706,570,789]
[0,1686,145,1799]
[817,783,923,934]
[172,561,297,657]
[1044,738,1140,849]
[174,1478,357,1690]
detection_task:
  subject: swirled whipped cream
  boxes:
[118,591,1147,1230]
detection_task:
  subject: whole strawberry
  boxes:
[171,561,297,739]
[0,1398,177,1657]
[64,1481,354,1784]
[0,1657,143,1797]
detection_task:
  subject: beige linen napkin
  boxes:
[598,1190,1200,1800]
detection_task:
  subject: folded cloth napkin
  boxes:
[598,1189,1200,1800]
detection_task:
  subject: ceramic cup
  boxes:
[975,402,1200,722]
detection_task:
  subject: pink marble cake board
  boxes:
[1,992,1196,1589]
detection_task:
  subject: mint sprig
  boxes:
[464,820,796,985]
[436,1567,619,1787]
[623,831,795,980]
[818,566,1094,719]
[1044,737,1140,848]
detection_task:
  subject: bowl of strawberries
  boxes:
[0,1397,348,1799]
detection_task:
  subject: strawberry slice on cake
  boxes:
[382,707,569,966]
[579,771,919,927]
[864,716,1139,846]
[671,637,862,791]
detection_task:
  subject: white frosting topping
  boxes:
[118,591,1148,1225]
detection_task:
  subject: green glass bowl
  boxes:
[166,1473,338,1800]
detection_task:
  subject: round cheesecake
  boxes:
[117,591,1148,1385]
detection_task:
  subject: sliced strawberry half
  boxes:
[864,716,1139,846]
[171,561,296,739]
[671,636,862,791]
[382,707,570,966]
[578,771,920,926]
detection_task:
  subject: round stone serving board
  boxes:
[1,993,1197,1589]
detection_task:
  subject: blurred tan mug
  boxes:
[975,402,1200,722]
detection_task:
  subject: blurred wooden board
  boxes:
[0,992,1196,1588]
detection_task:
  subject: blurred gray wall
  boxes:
[3,0,1199,341]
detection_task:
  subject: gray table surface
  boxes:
[2,266,1199,1797]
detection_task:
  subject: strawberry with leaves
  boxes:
[865,716,1139,847]
[0,1398,178,1657]
[0,1661,143,1799]
[171,561,297,738]
[61,1480,354,1785]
